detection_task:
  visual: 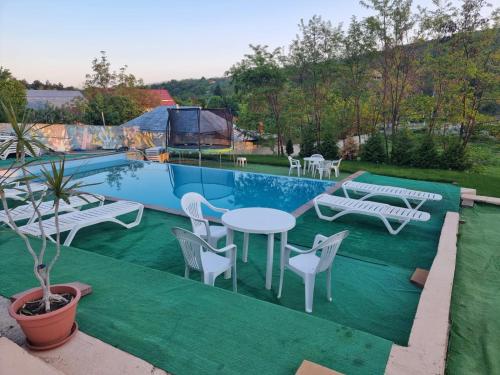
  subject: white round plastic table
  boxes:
[221,207,296,290]
[303,156,323,175]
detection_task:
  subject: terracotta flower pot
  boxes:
[9,284,81,350]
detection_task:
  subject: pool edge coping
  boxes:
[385,211,460,375]
[291,170,366,218]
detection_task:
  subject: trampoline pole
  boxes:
[198,151,201,167]
[219,153,222,167]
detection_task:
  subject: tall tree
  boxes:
[420,0,500,148]
[228,45,288,155]
[362,0,418,156]
[341,16,377,142]
[288,15,343,144]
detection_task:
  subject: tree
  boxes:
[413,134,439,168]
[361,132,386,163]
[320,131,340,159]
[362,0,418,155]
[0,67,27,122]
[341,16,377,143]
[391,127,415,165]
[286,139,294,155]
[420,0,500,149]
[288,16,343,144]
[228,45,288,155]
[0,100,94,320]
[85,51,116,89]
[83,93,141,126]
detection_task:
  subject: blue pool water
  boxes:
[73,161,333,216]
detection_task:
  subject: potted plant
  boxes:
[0,101,91,350]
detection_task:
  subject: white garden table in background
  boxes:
[221,208,296,290]
[303,156,323,175]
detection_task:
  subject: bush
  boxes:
[441,138,471,170]
[413,134,439,168]
[320,132,339,159]
[361,132,386,163]
[299,129,317,157]
[341,137,359,160]
[286,139,294,156]
[391,129,415,166]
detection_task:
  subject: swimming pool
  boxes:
[72,161,333,216]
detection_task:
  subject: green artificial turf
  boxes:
[62,172,459,345]
[0,230,392,375]
[0,169,461,374]
[446,203,500,374]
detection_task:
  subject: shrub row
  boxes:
[361,131,471,170]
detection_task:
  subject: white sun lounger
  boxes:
[4,182,48,201]
[0,194,105,224]
[313,194,430,235]
[342,181,442,210]
[18,200,144,246]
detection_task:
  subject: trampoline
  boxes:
[167,107,233,165]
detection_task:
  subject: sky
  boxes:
[0,0,464,88]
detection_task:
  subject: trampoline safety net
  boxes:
[167,107,233,151]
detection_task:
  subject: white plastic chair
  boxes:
[313,160,333,180]
[172,227,237,292]
[278,230,349,313]
[180,192,228,247]
[288,156,301,177]
[331,158,342,178]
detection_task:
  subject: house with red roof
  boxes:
[143,89,176,107]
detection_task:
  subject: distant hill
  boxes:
[147,77,233,103]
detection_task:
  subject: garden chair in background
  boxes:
[288,155,301,177]
[172,227,237,292]
[312,160,333,180]
[278,230,349,313]
[331,158,342,178]
[181,192,228,247]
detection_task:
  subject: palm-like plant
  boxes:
[0,99,95,313]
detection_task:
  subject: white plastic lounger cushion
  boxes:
[18,200,144,246]
[0,194,104,223]
[314,194,430,235]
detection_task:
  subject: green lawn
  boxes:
[222,154,500,198]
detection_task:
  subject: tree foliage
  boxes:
[0,66,27,122]
[361,132,386,163]
[228,45,288,154]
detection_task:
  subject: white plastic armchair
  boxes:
[180,192,229,247]
[313,160,333,180]
[172,227,237,292]
[331,158,342,178]
[278,230,349,313]
[288,155,301,177]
